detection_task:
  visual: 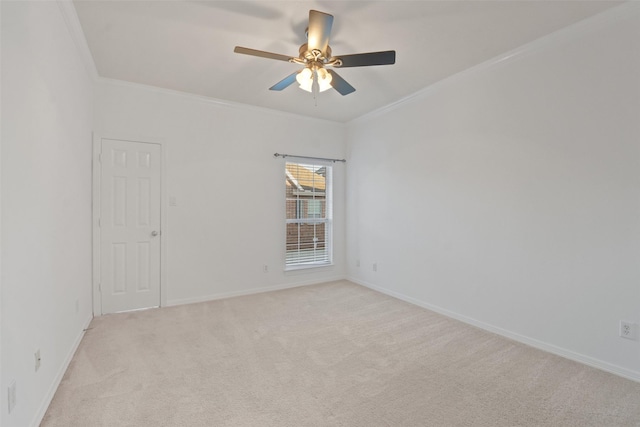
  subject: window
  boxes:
[285,162,332,268]
[307,200,322,218]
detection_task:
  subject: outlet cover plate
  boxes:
[620,321,638,340]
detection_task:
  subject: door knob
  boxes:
[151,230,159,237]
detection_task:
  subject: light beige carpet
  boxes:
[42,280,640,426]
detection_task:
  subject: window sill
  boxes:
[284,262,333,272]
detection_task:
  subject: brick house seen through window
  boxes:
[285,162,332,268]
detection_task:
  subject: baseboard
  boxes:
[349,277,640,383]
[166,275,348,307]
[30,314,93,427]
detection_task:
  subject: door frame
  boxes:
[92,133,169,315]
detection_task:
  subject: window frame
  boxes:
[284,161,333,271]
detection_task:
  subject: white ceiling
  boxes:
[73,1,621,123]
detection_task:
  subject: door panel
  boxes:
[100,138,161,313]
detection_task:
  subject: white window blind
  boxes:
[285,162,332,268]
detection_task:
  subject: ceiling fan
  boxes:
[234,10,396,96]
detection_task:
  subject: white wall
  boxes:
[1,4,636,427]
[1,2,94,426]
[346,4,640,380]
[94,81,346,306]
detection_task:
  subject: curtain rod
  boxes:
[274,153,346,163]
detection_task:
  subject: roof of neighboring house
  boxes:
[286,163,326,191]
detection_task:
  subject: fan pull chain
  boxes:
[312,69,319,106]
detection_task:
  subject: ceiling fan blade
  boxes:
[307,10,333,55]
[327,70,355,96]
[336,51,396,68]
[269,72,298,91]
[234,46,293,62]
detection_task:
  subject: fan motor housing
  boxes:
[233,9,395,95]
[299,43,332,63]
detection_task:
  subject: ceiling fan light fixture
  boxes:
[296,67,313,92]
[296,66,332,93]
[234,10,395,97]
[317,67,332,92]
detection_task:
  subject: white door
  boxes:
[99,138,161,314]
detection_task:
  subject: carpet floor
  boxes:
[42,280,640,426]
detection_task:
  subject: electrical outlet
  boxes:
[263,264,268,273]
[35,349,41,372]
[8,381,16,413]
[373,262,377,272]
[620,321,638,340]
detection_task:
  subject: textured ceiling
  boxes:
[73,1,621,122]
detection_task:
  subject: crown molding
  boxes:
[56,0,343,127]
[56,0,637,129]
[56,0,99,81]
[96,77,346,127]
[348,1,639,127]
